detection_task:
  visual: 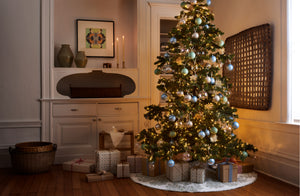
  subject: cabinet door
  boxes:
[53,117,97,162]
[97,116,137,148]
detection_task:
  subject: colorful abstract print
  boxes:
[86,28,106,49]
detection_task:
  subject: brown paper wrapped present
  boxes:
[141,157,165,177]
[216,162,238,182]
[117,162,130,178]
[127,155,143,173]
[95,150,120,175]
[190,166,205,183]
[166,161,190,182]
[63,158,95,173]
[86,172,114,182]
[237,161,254,173]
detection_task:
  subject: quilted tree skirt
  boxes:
[130,170,257,193]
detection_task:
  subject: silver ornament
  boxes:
[192,32,199,39]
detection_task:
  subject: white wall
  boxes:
[0,0,41,167]
[211,0,299,186]
[54,0,137,69]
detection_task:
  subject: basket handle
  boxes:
[52,143,57,151]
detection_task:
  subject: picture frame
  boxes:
[76,19,115,58]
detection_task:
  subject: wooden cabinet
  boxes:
[51,101,139,163]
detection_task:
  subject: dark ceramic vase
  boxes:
[57,44,74,67]
[75,51,87,68]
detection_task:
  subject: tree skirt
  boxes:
[130,170,257,192]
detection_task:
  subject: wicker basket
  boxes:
[9,143,57,174]
[15,141,53,153]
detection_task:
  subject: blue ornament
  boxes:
[161,93,168,100]
[170,37,177,44]
[210,77,215,85]
[207,158,215,166]
[164,52,170,58]
[230,133,235,137]
[242,151,248,158]
[211,55,217,62]
[168,159,175,167]
[198,130,205,138]
[169,115,176,122]
[204,24,209,29]
[232,121,239,129]
[222,96,228,104]
[191,96,198,103]
[227,64,234,71]
[188,51,196,59]
[211,127,218,134]
[195,17,202,25]
[206,0,211,6]
[229,116,234,121]
[181,68,189,75]
[205,129,210,136]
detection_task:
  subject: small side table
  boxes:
[98,131,134,155]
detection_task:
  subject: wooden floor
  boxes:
[0,165,298,196]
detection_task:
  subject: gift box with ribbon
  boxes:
[216,162,238,182]
[166,161,190,182]
[127,154,143,173]
[190,166,205,183]
[117,162,130,178]
[141,157,165,177]
[63,158,95,173]
[237,161,254,173]
[86,171,114,182]
[95,150,120,175]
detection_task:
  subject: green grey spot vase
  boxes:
[75,51,87,68]
[57,44,74,67]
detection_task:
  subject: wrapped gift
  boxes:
[190,166,205,183]
[216,162,238,182]
[117,162,130,178]
[95,150,120,175]
[63,158,95,173]
[141,157,165,177]
[166,161,190,182]
[86,172,114,182]
[237,161,254,173]
[127,155,143,173]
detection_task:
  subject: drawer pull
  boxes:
[114,107,122,111]
[92,119,97,122]
[70,109,78,112]
[98,118,102,121]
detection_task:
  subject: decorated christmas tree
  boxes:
[136,0,257,168]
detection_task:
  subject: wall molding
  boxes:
[0,120,42,129]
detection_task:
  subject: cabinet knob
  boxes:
[70,108,78,112]
[98,118,102,121]
[114,107,122,111]
[92,119,97,122]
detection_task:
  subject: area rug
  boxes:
[130,170,257,192]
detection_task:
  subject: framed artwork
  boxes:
[76,19,115,58]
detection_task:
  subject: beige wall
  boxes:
[212,0,299,186]
[54,0,137,68]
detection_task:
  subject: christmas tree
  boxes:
[136,0,257,167]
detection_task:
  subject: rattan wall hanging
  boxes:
[223,24,273,110]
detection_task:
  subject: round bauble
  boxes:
[205,76,211,83]
[207,158,215,166]
[164,66,173,74]
[190,0,198,4]
[204,24,209,29]
[169,115,176,122]
[227,63,234,71]
[201,91,208,99]
[169,131,176,138]
[179,18,186,25]
[211,55,217,62]
[188,51,196,59]
[161,93,168,100]
[242,151,248,158]
[206,0,211,6]
[213,95,220,102]
[168,159,175,167]
[205,129,210,136]
[182,152,191,162]
[154,68,161,75]
[164,52,170,58]
[210,77,215,85]
[222,96,228,104]
[219,40,225,47]
[186,121,193,127]
[170,37,177,44]
[176,91,184,97]
[232,121,239,129]
[184,94,192,102]
[206,63,211,68]
[181,67,189,75]
[230,133,235,137]
[191,96,198,103]
[198,130,205,138]
[211,126,218,134]
[192,32,199,39]
[195,17,202,25]
[155,123,161,130]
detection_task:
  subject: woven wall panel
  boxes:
[224,24,273,110]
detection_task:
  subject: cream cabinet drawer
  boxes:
[53,103,96,117]
[97,103,138,116]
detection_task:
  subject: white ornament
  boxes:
[192,32,199,39]
[176,91,184,97]
[184,94,192,101]
[205,76,211,83]
[213,95,220,102]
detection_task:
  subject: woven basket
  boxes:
[9,144,57,174]
[15,141,53,153]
